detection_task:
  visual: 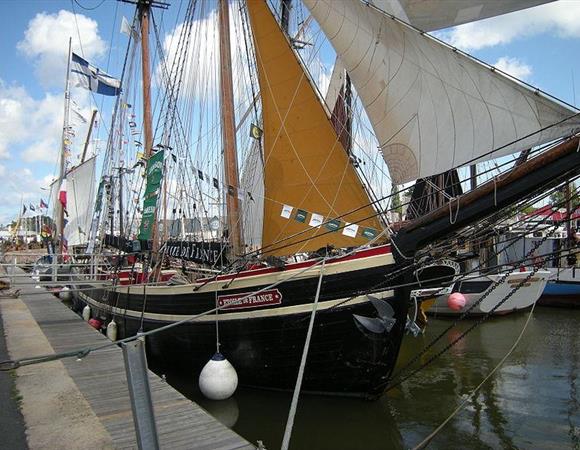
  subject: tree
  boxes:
[550,182,580,209]
[391,183,402,215]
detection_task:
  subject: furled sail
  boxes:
[63,157,97,246]
[241,139,265,250]
[246,0,384,256]
[304,0,580,185]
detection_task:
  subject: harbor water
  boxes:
[150,307,580,449]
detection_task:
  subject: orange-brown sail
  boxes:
[246,0,385,256]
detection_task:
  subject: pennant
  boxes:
[198,169,204,180]
[342,222,358,238]
[134,140,142,147]
[309,213,324,228]
[22,205,27,215]
[294,209,307,223]
[213,178,219,189]
[281,204,293,219]
[29,203,36,211]
[171,153,177,162]
[129,121,137,128]
[325,219,341,232]
[248,192,254,202]
[71,53,121,96]
[250,123,263,140]
[362,228,378,240]
[228,185,235,196]
[40,199,48,209]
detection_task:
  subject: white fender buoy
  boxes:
[199,353,238,400]
[106,320,118,341]
[82,305,91,321]
[59,286,72,301]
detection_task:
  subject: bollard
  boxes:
[122,337,160,450]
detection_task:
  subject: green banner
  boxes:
[94,180,105,213]
[138,150,164,240]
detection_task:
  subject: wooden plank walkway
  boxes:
[5,268,254,450]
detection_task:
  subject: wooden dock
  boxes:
[1,268,254,450]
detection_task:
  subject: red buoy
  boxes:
[447,293,466,311]
[88,318,102,330]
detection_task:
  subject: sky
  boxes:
[0,0,580,226]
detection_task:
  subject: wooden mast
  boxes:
[58,38,72,257]
[218,0,244,257]
[138,0,160,257]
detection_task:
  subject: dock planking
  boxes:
[8,268,255,450]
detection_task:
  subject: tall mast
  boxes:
[138,0,160,256]
[58,37,72,256]
[218,0,243,257]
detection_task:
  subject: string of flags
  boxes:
[279,204,378,240]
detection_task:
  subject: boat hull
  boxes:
[537,267,580,307]
[75,246,407,397]
[428,270,549,316]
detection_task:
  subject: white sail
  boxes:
[64,157,97,246]
[304,0,580,184]
[385,0,556,32]
[240,139,264,250]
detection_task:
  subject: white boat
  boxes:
[429,270,550,316]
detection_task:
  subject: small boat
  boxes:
[428,270,550,316]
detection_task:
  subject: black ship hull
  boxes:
[75,246,408,397]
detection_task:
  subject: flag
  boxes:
[250,123,263,139]
[29,203,36,211]
[71,53,121,96]
[198,170,204,180]
[40,199,48,209]
[22,205,27,216]
[213,178,219,189]
[59,179,67,211]
[120,16,140,40]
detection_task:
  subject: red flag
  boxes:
[59,179,67,211]
[40,199,48,209]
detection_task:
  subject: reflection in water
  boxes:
[149,308,580,450]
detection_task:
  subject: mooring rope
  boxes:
[281,259,325,450]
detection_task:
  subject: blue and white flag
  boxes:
[71,53,121,96]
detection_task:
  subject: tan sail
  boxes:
[246,0,384,256]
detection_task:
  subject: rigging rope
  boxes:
[411,299,538,450]
[281,259,325,450]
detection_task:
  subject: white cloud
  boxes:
[436,1,580,51]
[0,79,93,165]
[494,56,532,81]
[17,10,107,87]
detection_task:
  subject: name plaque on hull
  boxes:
[218,289,282,310]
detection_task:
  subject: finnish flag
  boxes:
[71,53,121,96]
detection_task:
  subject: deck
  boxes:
[0,267,254,449]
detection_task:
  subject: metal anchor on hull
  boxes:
[353,295,396,335]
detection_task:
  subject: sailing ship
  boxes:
[73,0,580,398]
